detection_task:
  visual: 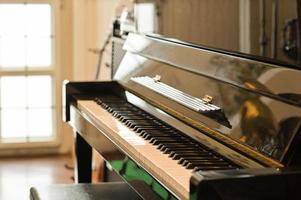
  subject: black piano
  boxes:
[63,33,301,200]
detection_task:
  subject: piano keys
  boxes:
[64,33,301,199]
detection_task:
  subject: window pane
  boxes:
[0,3,52,68]
[0,4,25,36]
[1,109,27,138]
[1,36,26,67]
[28,108,53,137]
[27,37,51,67]
[27,76,52,107]
[26,4,51,36]
[0,3,55,142]
[1,76,26,108]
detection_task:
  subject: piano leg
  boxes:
[75,132,92,183]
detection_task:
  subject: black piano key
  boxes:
[142,133,181,140]
[130,120,163,127]
[159,145,201,152]
[193,166,237,172]
[158,143,198,150]
[178,157,224,164]
[149,135,189,142]
[149,137,178,142]
[107,107,129,112]
[140,132,173,139]
[161,146,203,154]
[107,107,133,113]
[111,108,137,112]
[158,144,197,151]
[123,119,161,125]
[134,127,172,133]
[150,138,188,145]
[103,103,136,108]
[120,117,147,123]
[131,125,169,132]
[127,123,160,130]
[124,119,159,125]
[157,143,195,149]
[176,155,219,162]
[148,135,177,139]
[170,152,210,159]
[176,153,219,161]
[192,161,231,167]
[142,134,179,140]
[180,160,227,168]
[114,112,142,119]
[179,159,230,168]
[169,150,212,156]
[119,115,154,121]
[139,130,180,137]
[185,160,230,168]
[170,152,214,160]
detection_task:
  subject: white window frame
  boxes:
[0,0,63,152]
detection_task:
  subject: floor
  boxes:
[0,155,74,200]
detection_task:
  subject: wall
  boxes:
[72,0,99,81]
[58,0,74,154]
[72,0,132,81]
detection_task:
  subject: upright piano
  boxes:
[63,33,301,200]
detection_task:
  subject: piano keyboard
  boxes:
[75,97,239,200]
[94,95,239,172]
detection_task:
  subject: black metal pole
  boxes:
[271,0,278,59]
[260,0,267,57]
[297,0,301,65]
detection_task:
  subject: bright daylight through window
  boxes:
[0,3,55,143]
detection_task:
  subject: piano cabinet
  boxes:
[64,33,301,200]
[70,104,301,200]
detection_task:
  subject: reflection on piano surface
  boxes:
[63,33,301,200]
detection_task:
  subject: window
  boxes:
[0,2,57,144]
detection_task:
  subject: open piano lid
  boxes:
[114,33,301,167]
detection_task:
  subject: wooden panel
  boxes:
[277,0,298,63]
[158,0,240,51]
[250,0,298,63]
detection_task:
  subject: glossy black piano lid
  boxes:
[114,33,301,164]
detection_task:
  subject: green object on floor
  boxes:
[110,158,177,200]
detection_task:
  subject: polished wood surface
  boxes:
[0,155,73,200]
[76,100,193,200]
